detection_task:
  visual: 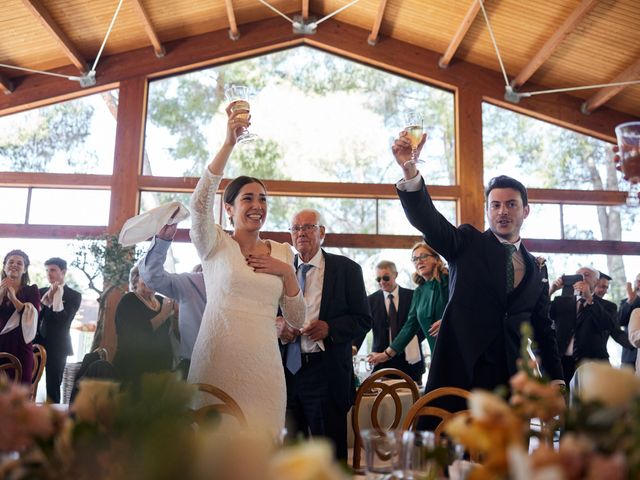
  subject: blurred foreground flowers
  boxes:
[0,374,347,480]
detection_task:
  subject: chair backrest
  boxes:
[191,383,248,428]
[31,344,47,400]
[351,368,420,471]
[401,386,471,439]
[0,352,23,384]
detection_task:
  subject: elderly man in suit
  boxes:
[353,260,425,383]
[277,208,370,461]
[391,132,564,411]
[37,257,82,403]
[549,267,615,385]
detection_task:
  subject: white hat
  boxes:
[118,202,190,247]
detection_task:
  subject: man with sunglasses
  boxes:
[353,260,425,383]
[277,208,370,461]
[391,132,564,412]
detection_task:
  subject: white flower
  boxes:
[576,361,640,408]
[469,389,512,420]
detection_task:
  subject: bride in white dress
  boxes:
[188,103,305,433]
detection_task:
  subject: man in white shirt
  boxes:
[278,208,370,461]
[37,257,81,403]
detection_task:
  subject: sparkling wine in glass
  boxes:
[225,85,258,144]
[615,121,640,207]
[404,112,425,166]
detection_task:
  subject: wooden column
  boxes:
[456,88,484,229]
[108,76,147,234]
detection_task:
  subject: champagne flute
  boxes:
[225,84,258,144]
[614,121,640,207]
[404,112,425,166]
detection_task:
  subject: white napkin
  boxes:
[41,284,64,312]
[119,202,190,247]
[405,335,421,364]
[0,303,38,343]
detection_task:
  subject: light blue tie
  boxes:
[285,263,313,374]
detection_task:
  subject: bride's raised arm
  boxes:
[189,103,250,261]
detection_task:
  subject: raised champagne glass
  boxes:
[614,121,640,207]
[404,112,425,166]
[225,85,258,144]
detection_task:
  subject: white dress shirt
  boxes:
[298,249,325,353]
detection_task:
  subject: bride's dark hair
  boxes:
[223,176,267,205]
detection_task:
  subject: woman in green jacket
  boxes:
[368,242,449,367]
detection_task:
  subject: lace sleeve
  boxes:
[279,245,306,329]
[189,169,223,261]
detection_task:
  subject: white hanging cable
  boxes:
[478,0,510,88]
[90,0,125,74]
[314,0,361,27]
[0,63,82,81]
[516,79,640,98]
[257,0,296,24]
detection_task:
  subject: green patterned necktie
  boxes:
[503,243,517,293]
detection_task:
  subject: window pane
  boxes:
[0,90,117,174]
[519,204,562,239]
[28,189,110,226]
[144,46,455,184]
[138,191,214,229]
[378,199,456,235]
[482,103,621,191]
[0,188,28,223]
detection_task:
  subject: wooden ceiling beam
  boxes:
[367,0,388,46]
[225,0,240,40]
[582,58,640,114]
[302,0,309,20]
[130,0,165,58]
[438,0,481,69]
[20,0,88,74]
[510,0,598,90]
[0,74,14,94]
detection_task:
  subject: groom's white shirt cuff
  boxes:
[396,172,422,192]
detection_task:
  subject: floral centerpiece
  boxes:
[0,374,348,480]
[445,324,640,480]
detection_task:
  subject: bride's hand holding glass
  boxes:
[225,101,251,146]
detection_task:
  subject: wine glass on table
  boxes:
[614,121,640,207]
[404,112,425,167]
[224,85,258,144]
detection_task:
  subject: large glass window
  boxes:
[144,47,455,184]
[0,90,118,174]
[28,189,111,226]
[0,187,29,223]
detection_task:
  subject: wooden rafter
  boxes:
[224,0,240,40]
[0,74,14,94]
[20,0,88,74]
[130,0,165,58]
[438,0,480,69]
[510,0,598,89]
[302,0,309,20]
[582,58,640,113]
[367,0,388,46]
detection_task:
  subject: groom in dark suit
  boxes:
[391,132,564,409]
[278,208,370,461]
[37,257,82,403]
[353,260,425,383]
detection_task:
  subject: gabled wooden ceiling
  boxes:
[0,0,639,118]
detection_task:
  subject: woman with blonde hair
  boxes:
[369,242,449,367]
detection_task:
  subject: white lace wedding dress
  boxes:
[188,169,305,433]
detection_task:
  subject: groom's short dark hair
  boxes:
[485,175,528,206]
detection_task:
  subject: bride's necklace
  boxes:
[135,292,160,311]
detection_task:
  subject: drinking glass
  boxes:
[361,429,401,480]
[398,430,438,480]
[614,121,640,207]
[225,85,258,144]
[404,112,425,166]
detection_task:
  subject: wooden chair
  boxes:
[401,386,471,440]
[191,383,248,428]
[351,368,420,471]
[0,352,23,384]
[31,343,47,400]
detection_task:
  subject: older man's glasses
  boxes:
[411,253,434,263]
[375,275,391,282]
[289,224,320,233]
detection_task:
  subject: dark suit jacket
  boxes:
[551,295,614,361]
[619,297,640,365]
[598,296,633,350]
[398,179,563,392]
[287,250,371,412]
[37,285,82,356]
[355,287,425,381]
